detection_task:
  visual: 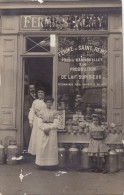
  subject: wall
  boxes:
[108,13,123,126]
[0,15,19,145]
[0,9,123,148]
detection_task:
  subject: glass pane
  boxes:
[57,36,108,129]
[26,36,50,52]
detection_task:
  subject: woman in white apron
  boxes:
[35,96,59,168]
[28,88,46,155]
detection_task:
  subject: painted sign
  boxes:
[57,36,108,123]
[20,14,108,31]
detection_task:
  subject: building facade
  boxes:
[0,0,123,150]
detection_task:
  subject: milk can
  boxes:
[7,140,18,165]
[68,143,80,170]
[80,144,90,170]
[108,146,118,173]
[58,143,66,169]
[0,140,5,164]
[115,145,124,171]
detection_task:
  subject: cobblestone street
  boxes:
[0,155,124,195]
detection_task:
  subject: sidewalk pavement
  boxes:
[0,154,124,195]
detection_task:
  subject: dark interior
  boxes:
[24,57,53,96]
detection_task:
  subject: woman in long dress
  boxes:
[35,96,59,167]
[28,88,46,155]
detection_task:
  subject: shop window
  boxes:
[57,36,108,130]
[25,36,50,52]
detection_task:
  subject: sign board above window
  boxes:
[20,14,108,31]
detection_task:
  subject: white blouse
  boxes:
[28,99,46,124]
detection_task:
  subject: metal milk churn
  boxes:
[68,143,80,170]
[108,145,118,173]
[58,143,66,169]
[0,140,5,164]
[7,140,18,165]
[80,144,90,170]
[115,145,124,171]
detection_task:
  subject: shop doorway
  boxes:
[23,57,53,150]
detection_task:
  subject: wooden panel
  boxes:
[1,16,19,33]
[108,14,122,32]
[113,111,122,125]
[113,38,122,51]
[3,16,14,30]
[113,54,122,108]
[0,36,17,129]
[0,36,1,126]
[1,109,13,125]
[2,55,15,106]
[107,36,114,124]
[3,39,15,52]
[0,16,1,33]
[113,15,122,29]
[108,34,123,126]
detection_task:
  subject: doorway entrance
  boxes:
[23,57,53,150]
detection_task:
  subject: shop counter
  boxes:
[57,132,124,145]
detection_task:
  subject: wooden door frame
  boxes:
[17,34,58,152]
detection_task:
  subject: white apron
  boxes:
[28,99,46,155]
[35,109,58,166]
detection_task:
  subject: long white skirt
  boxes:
[35,127,58,166]
[28,115,38,155]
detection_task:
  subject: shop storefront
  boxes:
[0,0,123,151]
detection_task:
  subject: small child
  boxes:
[88,114,109,173]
